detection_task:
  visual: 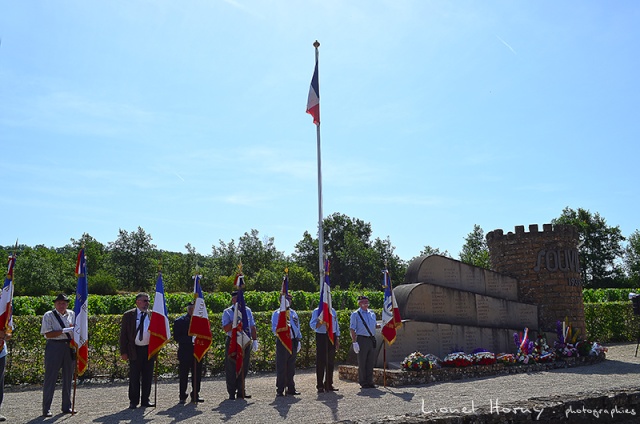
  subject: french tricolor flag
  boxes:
[306,57,320,125]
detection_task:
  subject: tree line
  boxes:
[3,208,639,297]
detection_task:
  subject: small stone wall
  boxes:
[339,355,604,387]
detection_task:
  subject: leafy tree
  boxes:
[210,239,240,279]
[293,213,405,289]
[624,229,640,287]
[159,244,205,292]
[68,233,109,277]
[13,245,73,295]
[237,229,285,277]
[552,207,625,288]
[108,227,157,292]
[409,245,452,265]
[372,237,407,285]
[459,224,490,269]
[292,231,319,280]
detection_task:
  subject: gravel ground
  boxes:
[2,342,640,423]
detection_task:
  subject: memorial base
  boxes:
[338,355,605,387]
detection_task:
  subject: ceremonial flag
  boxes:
[275,272,293,354]
[229,272,251,376]
[148,271,171,359]
[317,259,334,344]
[381,268,402,345]
[0,253,16,335]
[306,54,320,125]
[188,274,212,362]
[72,249,89,375]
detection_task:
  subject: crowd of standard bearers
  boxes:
[30,291,381,418]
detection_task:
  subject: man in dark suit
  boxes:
[173,301,203,404]
[119,292,155,409]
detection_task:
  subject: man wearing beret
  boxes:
[349,295,380,389]
[40,294,76,417]
[173,301,203,404]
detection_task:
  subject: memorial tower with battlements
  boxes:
[486,223,585,336]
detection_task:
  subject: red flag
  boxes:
[381,268,402,345]
[275,273,293,354]
[228,273,251,376]
[148,271,171,359]
[306,53,320,125]
[0,253,16,337]
[188,274,212,362]
[318,259,334,344]
[72,249,89,375]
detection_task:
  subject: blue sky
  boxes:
[1,1,639,263]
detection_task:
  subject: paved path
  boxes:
[3,342,640,423]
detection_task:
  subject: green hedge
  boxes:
[584,301,640,342]
[582,288,640,303]
[11,290,385,316]
[7,298,636,386]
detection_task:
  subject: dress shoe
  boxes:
[237,393,251,399]
[128,404,137,409]
[62,409,77,414]
[0,413,6,421]
[43,410,53,417]
[286,390,301,396]
[141,402,156,407]
[191,397,204,403]
[325,386,339,391]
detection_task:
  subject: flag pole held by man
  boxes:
[71,248,89,413]
[148,270,171,405]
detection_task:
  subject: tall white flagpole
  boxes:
[313,40,325,288]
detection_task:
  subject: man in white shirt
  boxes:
[40,293,76,417]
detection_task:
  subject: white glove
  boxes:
[296,341,302,353]
[252,339,259,352]
[353,342,360,354]
[62,327,74,334]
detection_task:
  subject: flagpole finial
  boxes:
[313,40,320,49]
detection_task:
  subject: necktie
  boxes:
[137,313,145,341]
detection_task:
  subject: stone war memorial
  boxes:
[381,223,585,367]
[340,223,595,386]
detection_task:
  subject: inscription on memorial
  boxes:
[484,270,518,301]
[463,327,482,352]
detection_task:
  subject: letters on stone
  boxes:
[533,248,580,273]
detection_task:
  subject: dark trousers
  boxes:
[224,337,251,397]
[275,338,298,394]
[315,333,336,389]
[0,354,6,410]
[42,340,74,413]
[178,355,203,400]
[128,345,155,406]
[356,335,375,387]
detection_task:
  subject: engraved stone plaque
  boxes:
[484,270,518,301]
